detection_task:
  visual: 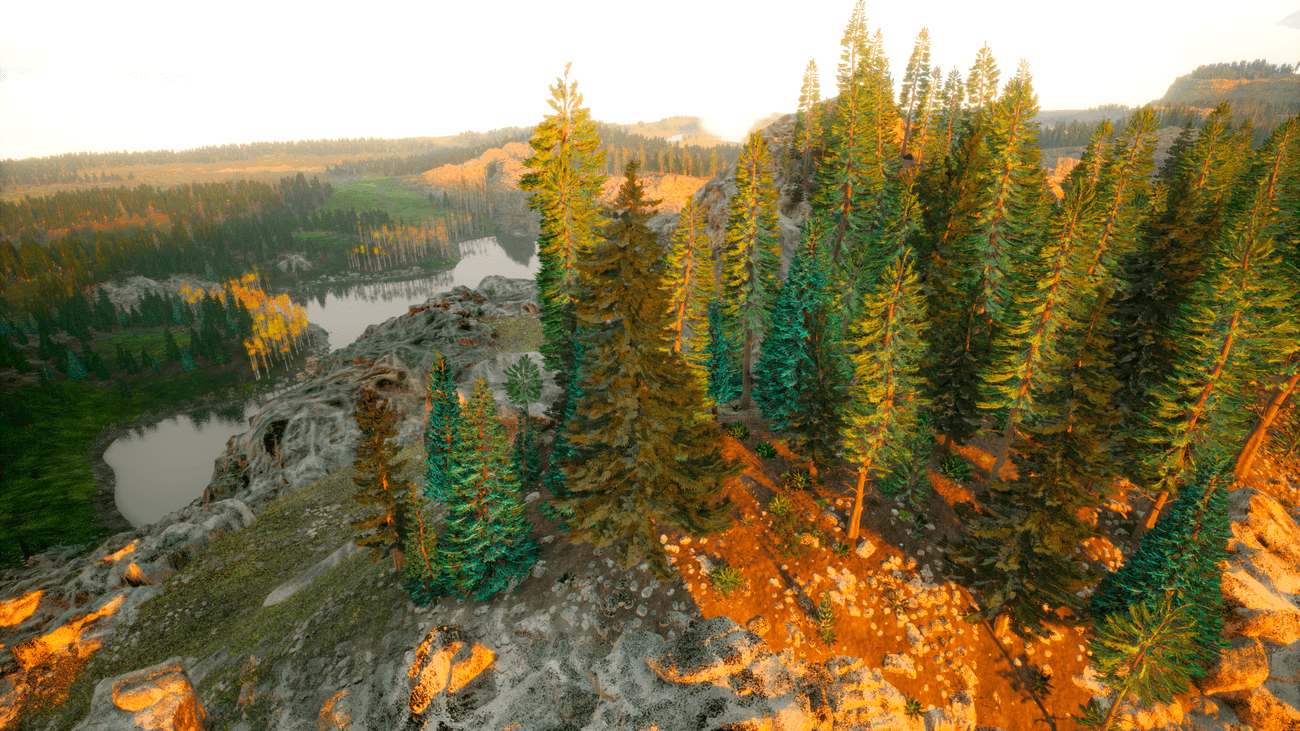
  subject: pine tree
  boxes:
[664,197,717,400]
[518,63,608,413]
[1086,454,1234,700]
[180,347,196,372]
[841,246,930,542]
[164,327,181,363]
[1135,117,1298,520]
[794,59,823,185]
[786,279,848,478]
[423,352,461,504]
[66,348,88,381]
[505,355,543,491]
[93,289,115,332]
[722,131,782,411]
[349,386,414,573]
[401,486,443,608]
[899,27,932,158]
[437,379,537,600]
[754,233,824,431]
[1073,594,1203,731]
[559,161,738,579]
[704,300,741,409]
[965,43,1000,117]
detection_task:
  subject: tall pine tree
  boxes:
[423,353,461,504]
[558,161,738,579]
[349,386,414,573]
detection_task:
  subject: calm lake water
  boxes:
[105,236,538,527]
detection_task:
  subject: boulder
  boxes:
[263,539,363,608]
[1224,685,1300,731]
[407,626,496,714]
[70,657,206,731]
[1194,635,1270,696]
[1220,488,1300,645]
[646,616,771,685]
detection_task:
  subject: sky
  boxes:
[2,0,1297,161]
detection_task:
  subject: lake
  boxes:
[105,235,539,527]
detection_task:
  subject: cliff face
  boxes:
[1155,75,1300,110]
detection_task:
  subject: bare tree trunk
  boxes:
[848,463,871,542]
[1235,370,1300,481]
[739,328,753,411]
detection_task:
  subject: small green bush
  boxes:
[754,442,778,459]
[166,546,193,572]
[710,565,745,597]
[833,540,850,558]
[877,471,906,497]
[1028,666,1054,697]
[817,593,837,647]
[767,494,792,517]
[940,454,972,481]
[904,696,924,720]
[723,422,750,439]
[781,469,812,492]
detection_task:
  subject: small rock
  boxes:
[636,604,649,618]
[525,492,540,503]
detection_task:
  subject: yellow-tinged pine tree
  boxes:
[664,197,716,403]
[722,131,782,411]
[518,62,608,408]
[841,246,930,542]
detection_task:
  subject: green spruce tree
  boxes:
[423,353,461,504]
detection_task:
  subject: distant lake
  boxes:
[107,235,539,527]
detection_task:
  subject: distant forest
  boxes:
[1186,59,1296,80]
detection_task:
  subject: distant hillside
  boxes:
[602,116,738,146]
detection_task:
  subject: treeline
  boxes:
[499,8,1299,729]
[1038,98,1298,149]
[1186,59,1297,80]
[594,122,743,178]
[0,136,484,189]
[324,130,536,179]
[1,173,331,239]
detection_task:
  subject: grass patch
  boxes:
[483,315,543,357]
[17,445,430,731]
[318,177,451,224]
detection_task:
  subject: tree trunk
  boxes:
[1235,370,1300,481]
[848,463,871,542]
[988,415,1018,484]
[1130,491,1169,547]
[392,546,404,574]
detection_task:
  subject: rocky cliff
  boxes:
[1155,75,1300,110]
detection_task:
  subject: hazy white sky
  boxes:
[2,0,1297,161]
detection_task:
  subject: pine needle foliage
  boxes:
[518,63,608,409]
[705,300,742,407]
[559,160,738,580]
[349,387,414,571]
[1072,594,1202,731]
[786,286,849,478]
[755,229,827,431]
[1087,454,1234,673]
[722,131,782,410]
[505,354,544,490]
[423,352,461,504]
[401,487,443,608]
[664,197,717,400]
[841,245,930,541]
[438,379,537,601]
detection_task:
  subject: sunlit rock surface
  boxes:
[70,657,206,731]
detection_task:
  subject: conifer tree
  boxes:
[505,355,543,490]
[965,43,1000,117]
[1135,117,1298,521]
[722,131,782,410]
[1073,593,1202,731]
[841,246,930,541]
[437,379,536,600]
[559,161,738,579]
[664,197,716,397]
[704,300,741,409]
[349,386,413,573]
[518,63,608,412]
[1086,454,1234,691]
[401,487,442,608]
[423,353,461,504]
[180,347,196,372]
[899,28,933,154]
[793,59,823,185]
[786,278,848,478]
[164,327,181,363]
[755,234,824,431]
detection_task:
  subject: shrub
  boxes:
[940,454,972,481]
[767,494,792,518]
[1028,665,1054,697]
[833,540,851,558]
[781,469,812,492]
[904,696,924,720]
[723,421,750,439]
[817,593,837,647]
[166,546,193,572]
[710,565,745,597]
[755,441,778,459]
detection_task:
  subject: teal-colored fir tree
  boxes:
[704,301,741,409]
[505,354,544,490]
[754,232,826,431]
[180,347,196,372]
[66,348,88,380]
[423,353,461,504]
[438,379,537,600]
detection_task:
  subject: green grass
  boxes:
[0,344,284,572]
[14,446,430,730]
[318,177,450,224]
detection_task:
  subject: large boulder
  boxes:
[1194,636,1270,697]
[1222,488,1300,645]
[1224,685,1300,731]
[70,657,206,731]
